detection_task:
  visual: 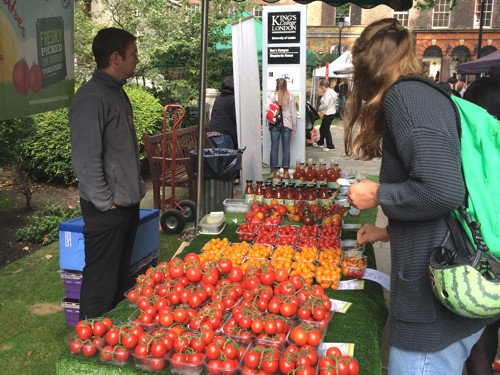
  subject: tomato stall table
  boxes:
[56,208,388,375]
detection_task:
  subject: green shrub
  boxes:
[124,84,164,142]
[19,84,163,184]
[0,117,36,166]
[16,205,82,245]
[27,108,75,184]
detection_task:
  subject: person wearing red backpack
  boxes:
[266,78,297,172]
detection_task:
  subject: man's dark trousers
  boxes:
[79,199,140,319]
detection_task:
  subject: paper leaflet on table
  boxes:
[319,342,355,357]
[329,298,352,313]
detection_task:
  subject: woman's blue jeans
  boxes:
[269,126,291,171]
[209,135,234,149]
[388,328,484,375]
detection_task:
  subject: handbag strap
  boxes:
[444,213,482,268]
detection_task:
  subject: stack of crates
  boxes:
[59,208,160,326]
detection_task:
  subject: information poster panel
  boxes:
[0,0,74,120]
[262,5,307,168]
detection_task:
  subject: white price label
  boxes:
[362,268,391,291]
[337,279,365,290]
[319,342,355,356]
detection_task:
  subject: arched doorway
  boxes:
[480,45,497,58]
[450,46,470,79]
[422,45,442,80]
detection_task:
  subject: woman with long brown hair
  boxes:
[346,18,492,374]
[267,78,297,172]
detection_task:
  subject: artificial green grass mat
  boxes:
[175,208,387,375]
[55,180,387,375]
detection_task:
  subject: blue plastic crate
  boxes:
[59,208,160,272]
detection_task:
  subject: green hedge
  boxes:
[1,84,163,184]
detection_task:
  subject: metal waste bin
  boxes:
[190,148,243,216]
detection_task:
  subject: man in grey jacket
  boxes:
[69,27,145,319]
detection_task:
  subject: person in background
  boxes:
[333,79,341,118]
[313,79,337,151]
[334,79,341,94]
[206,76,239,183]
[207,76,237,150]
[267,78,297,172]
[455,80,467,97]
[345,18,492,374]
[462,76,500,375]
[69,27,145,319]
[338,79,349,119]
[448,76,457,90]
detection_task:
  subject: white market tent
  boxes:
[310,51,353,104]
[314,51,354,78]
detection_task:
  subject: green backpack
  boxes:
[396,77,500,318]
[451,95,500,258]
[426,81,500,319]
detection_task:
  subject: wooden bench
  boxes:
[142,126,210,211]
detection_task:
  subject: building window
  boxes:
[253,7,262,20]
[474,0,493,27]
[432,0,452,28]
[393,11,409,27]
[331,45,347,54]
[336,10,350,25]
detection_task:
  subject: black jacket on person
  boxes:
[207,88,237,148]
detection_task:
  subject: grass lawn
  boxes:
[0,229,184,375]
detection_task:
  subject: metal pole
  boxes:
[196,0,210,230]
[338,28,342,58]
[477,0,485,59]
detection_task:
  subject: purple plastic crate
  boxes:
[61,272,82,300]
[61,298,80,327]
[59,249,159,301]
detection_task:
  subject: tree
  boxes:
[74,0,248,104]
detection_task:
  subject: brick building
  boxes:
[251,0,500,81]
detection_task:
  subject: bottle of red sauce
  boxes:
[274,183,284,205]
[305,162,316,186]
[284,183,295,207]
[294,184,305,205]
[293,161,305,185]
[244,180,254,204]
[318,183,328,207]
[263,182,274,205]
[272,169,281,186]
[282,168,291,184]
[316,159,327,187]
[305,185,317,206]
[255,180,264,205]
[327,159,338,189]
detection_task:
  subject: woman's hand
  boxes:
[347,179,379,209]
[357,224,389,245]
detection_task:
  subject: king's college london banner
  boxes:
[0,0,74,120]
